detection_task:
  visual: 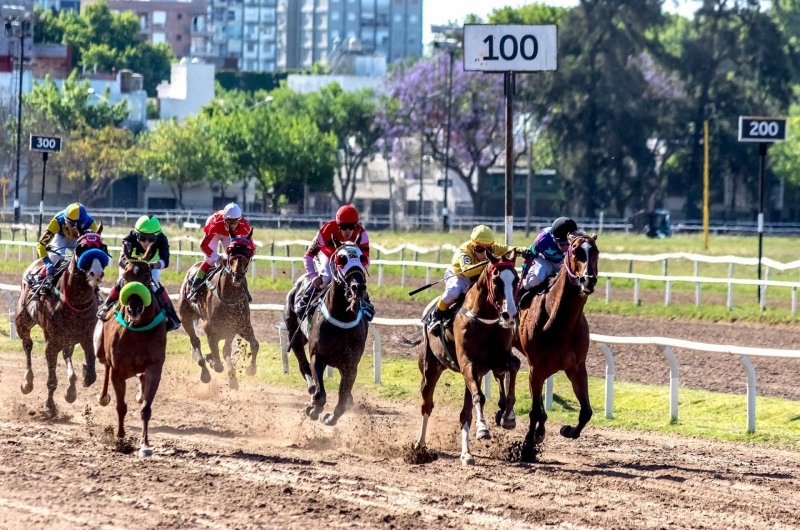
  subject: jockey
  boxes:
[295,204,370,320]
[36,203,98,286]
[520,217,578,292]
[429,225,530,336]
[97,215,181,331]
[188,202,253,301]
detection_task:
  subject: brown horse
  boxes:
[178,228,259,389]
[284,240,370,425]
[15,229,110,415]
[415,251,521,466]
[514,232,599,462]
[95,244,167,457]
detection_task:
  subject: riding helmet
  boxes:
[551,217,578,244]
[223,203,243,220]
[470,225,495,246]
[135,215,162,235]
[65,203,88,223]
[336,204,359,224]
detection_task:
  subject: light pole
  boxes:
[4,6,32,224]
[432,33,460,232]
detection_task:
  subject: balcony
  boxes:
[191,25,211,37]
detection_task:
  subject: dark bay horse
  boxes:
[514,232,599,461]
[95,244,167,457]
[415,251,521,466]
[15,229,110,415]
[178,228,259,389]
[284,240,369,426]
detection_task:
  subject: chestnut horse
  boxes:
[415,251,520,466]
[178,229,259,389]
[514,232,599,462]
[284,240,369,425]
[95,244,167,458]
[15,229,110,415]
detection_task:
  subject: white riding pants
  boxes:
[521,256,560,290]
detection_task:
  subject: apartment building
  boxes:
[80,0,209,60]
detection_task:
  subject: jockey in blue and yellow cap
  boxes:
[36,203,98,279]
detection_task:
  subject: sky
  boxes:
[423,1,704,47]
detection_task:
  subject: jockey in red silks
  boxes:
[188,202,254,301]
[295,204,371,320]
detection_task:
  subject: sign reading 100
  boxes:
[464,25,558,73]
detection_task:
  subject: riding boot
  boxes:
[94,287,103,307]
[362,291,375,322]
[429,306,447,338]
[187,273,205,301]
[296,285,316,322]
[156,285,181,332]
[97,284,121,321]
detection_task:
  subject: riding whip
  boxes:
[407,259,489,296]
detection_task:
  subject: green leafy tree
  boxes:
[488,2,569,25]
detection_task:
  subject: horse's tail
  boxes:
[393,329,424,348]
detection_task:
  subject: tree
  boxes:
[487,2,569,25]
[133,118,217,207]
[25,71,129,131]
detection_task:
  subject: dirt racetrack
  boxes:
[1,350,800,529]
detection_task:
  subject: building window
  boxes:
[409,14,417,23]
[393,14,402,23]
[152,32,166,45]
[228,10,236,21]
[348,12,356,21]
[247,42,255,51]
[153,10,166,25]
[214,8,226,21]
[331,11,339,20]
[330,30,340,40]
[177,34,182,41]
[177,13,183,20]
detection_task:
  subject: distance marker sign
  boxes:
[738,117,787,143]
[464,25,557,72]
[29,135,62,152]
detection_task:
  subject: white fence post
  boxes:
[598,343,615,419]
[291,262,297,281]
[633,278,640,305]
[271,260,276,280]
[695,282,701,307]
[793,287,797,315]
[605,276,611,303]
[484,373,492,399]
[277,322,289,374]
[657,345,680,423]
[401,265,407,288]
[4,292,16,340]
[727,282,734,311]
[739,355,756,434]
[425,266,431,286]
[545,375,554,411]
[664,280,671,306]
[372,327,382,384]
[327,365,334,379]
[378,264,384,288]
[251,259,256,282]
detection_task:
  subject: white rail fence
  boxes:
[3,240,799,312]
[1,286,796,434]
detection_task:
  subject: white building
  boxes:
[156,58,216,122]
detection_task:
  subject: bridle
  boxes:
[331,246,367,301]
[485,260,518,314]
[563,235,597,287]
[226,240,253,277]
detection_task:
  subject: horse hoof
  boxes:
[82,365,97,387]
[476,427,491,441]
[245,363,257,377]
[320,413,337,426]
[228,377,239,391]
[305,405,320,421]
[210,359,224,374]
[200,367,211,384]
[138,447,153,458]
[98,394,111,407]
[560,425,575,439]
[64,386,77,404]
[502,418,517,430]
[461,453,476,466]
[20,382,33,395]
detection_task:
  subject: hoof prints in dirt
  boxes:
[505,440,543,463]
[101,425,137,455]
[402,443,438,465]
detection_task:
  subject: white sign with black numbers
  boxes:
[738,117,787,143]
[463,25,557,72]
[29,135,63,152]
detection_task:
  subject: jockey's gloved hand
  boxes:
[150,261,162,270]
[43,257,54,275]
[520,248,534,261]
[311,276,324,289]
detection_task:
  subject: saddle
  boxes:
[25,261,69,300]
[190,265,225,298]
[519,273,559,310]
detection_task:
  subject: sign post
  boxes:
[738,116,788,303]
[464,25,557,245]
[29,134,62,238]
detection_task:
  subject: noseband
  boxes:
[564,237,597,286]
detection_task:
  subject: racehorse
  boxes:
[15,228,110,415]
[514,232,599,462]
[95,245,167,457]
[414,251,521,466]
[178,228,259,389]
[284,238,370,425]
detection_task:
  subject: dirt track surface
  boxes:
[1,351,799,529]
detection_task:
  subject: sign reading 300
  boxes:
[464,25,557,72]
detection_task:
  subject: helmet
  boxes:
[551,217,577,244]
[134,215,162,235]
[65,203,87,223]
[223,203,243,220]
[336,205,359,224]
[470,225,495,246]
